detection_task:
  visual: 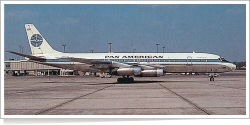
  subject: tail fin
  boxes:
[25,24,61,55]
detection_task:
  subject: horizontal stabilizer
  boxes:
[6,50,46,61]
[61,57,111,65]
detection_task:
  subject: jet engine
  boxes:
[140,69,164,77]
[117,67,141,76]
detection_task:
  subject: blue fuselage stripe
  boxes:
[45,58,223,63]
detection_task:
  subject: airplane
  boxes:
[7,24,236,82]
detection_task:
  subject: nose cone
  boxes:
[232,64,237,70]
[229,63,237,71]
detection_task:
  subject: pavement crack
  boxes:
[35,85,113,115]
[158,83,211,115]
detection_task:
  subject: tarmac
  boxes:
[3,71,246,117]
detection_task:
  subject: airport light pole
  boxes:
[19,45,24,60]
[19,45,21,60]
[108,42,112,53]
[156,43,160,53]
[22,46,24,59]
[62,44,66,53]
[163,46,165,53]
[19,45,21,53]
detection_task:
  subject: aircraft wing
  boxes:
[61,57,111,65]
[61,57,113,71]
[6,50,46,61]
[62,57,164,70]
[27,59,99,72]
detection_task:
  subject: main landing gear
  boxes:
[117,76,134,83]
[210,76,215,81]
[209,72,215,81]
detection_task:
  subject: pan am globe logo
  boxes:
[30,34,43,47]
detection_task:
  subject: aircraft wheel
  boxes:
[124,78,129,83]
[210,77,214,81]
[117,78,124,83]
[129,77,134,83]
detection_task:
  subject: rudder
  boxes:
[25,24,61,55]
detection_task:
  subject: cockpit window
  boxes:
[218,57,229,62]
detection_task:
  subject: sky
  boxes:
[3,3,247,62]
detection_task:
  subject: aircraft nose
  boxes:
[229,63,236,71]
[232,64,236,70]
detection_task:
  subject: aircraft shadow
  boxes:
[85,80,164,85]
[41,78,164,85]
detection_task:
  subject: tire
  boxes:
[117,78,124,83]
[129,77,134,83]
[210,77,214,81]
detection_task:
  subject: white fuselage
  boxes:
[23,24,236,75]
[33,52,236,73]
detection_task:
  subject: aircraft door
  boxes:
[187,56,192,65]
[186,56,193,73]
[137,57,140,64]
[147,58,151,63]
[69,59,74,65]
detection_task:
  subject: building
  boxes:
[4,59,73,76]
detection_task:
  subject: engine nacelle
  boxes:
[117,67,141,76]
[140,69,164,77]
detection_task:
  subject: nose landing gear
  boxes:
[209,71,215,81]
[210,76,215,81]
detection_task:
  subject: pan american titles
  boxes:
[105,55,164,59]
